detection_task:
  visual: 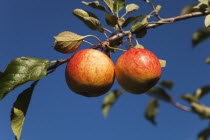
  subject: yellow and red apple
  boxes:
[65,49,115,97]
[115,48,162,94]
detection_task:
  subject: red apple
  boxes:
[65,49,115,97]
[115,48,161,94]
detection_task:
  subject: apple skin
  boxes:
[115,48,161,94]
[65,49,115,97]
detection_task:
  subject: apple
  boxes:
[115,48,162,94]
[65,49,115,97]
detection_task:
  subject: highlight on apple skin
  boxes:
[65,49,115,97]
[115,48,162,94]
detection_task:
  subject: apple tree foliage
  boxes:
[1,0,210,140]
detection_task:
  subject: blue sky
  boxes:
[1,0,210,140]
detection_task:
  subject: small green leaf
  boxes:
[131,22,144,33]
[198,0,209,4]
[155,5,162,12]
[101,0,114,13]
[0,71,3,78]
[147,87,171,102]
[204,14,210,27]
[144,98,159,125]
[11,80,38,140]
[180,94,198,103]
[122,15,147,28]
[180,5,199,15]
[73,9,104,32]
[194,2,209,12]
[53,31,87,54]
[198,127,210,140]
[205,56,210,64]
[105,14,118,27]
[192,27,210,47]
[118,17,125,26]
[0,57,50,101]
[159,59,166,68]
[159,80,173,90]
[113,0,125,15]
[125,4,140,14]
[191,102,210,119]
[131,16,149,33]
[135,28,147,38]
[194,85,210,100]
[134,43,144,49]
[82,1,107,12]
[102,89,125,117]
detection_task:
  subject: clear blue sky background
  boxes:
[1,0,210,140]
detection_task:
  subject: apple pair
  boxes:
[65,48,162,97]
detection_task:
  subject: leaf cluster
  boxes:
[181,0,210,48]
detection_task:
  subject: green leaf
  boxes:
[194,2,209,12]
[101,0,114,13]
[82,1,107,12]
[180,94,198,103]
[147,87,171,102]
[0,57,50,101]
[194,85,210,100]
[122,15,147,28]
[191,102,210,119]
[0,71,3,78]
[131,16,149,33]
[102,89,125,117]
[159,59,166,68]
[198,0,209,5]
[205,56,210,64]
[118,17,125,26]
[134,43,144,49]
[192,27,210,47]
[204,14,210,27]
[144,98,159,125]
[180,5,199,15]
[135,28,147,38]
[73,9,104,32]
[125,3,140,14]
[11,80,38,140]
[155,5,162,12]
[113,0,125,15]
[105,14,118,27]
[198,127,210,140]
[53,31,87,54]
[159,80,173,90]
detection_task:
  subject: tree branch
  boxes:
[102,10,210,46]
[147,10,210,29]
[170,97,192,112]
[47,57,71,74]
[48,10,210,73]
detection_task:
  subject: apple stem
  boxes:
[132,37,139,46]
[107,46,126,52]
[48,57,71,74]
[128,33,133,49]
